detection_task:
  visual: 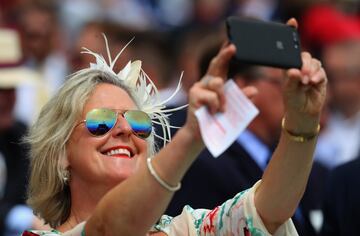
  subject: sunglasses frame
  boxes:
[76,108,152,139]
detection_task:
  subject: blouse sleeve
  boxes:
[161,181,298,236]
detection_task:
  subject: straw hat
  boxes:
[0,28,40,88]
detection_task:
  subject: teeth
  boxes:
[105,148,131,157]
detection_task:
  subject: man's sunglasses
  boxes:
[79,108,152,139]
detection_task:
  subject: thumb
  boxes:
[286,18,298,29]
[286,68,312,93]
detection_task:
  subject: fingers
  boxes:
[302,53,326,86]
[309,67,327,85]
[197,76,225,113]
[286,18,298,29]
[192,76,259,115]
[309,58,321,75]
[300,52,312,84]
[286,68,302,88]
[189,84,221,115]
[206,77,226,112]
[286,52,327,90]
[206,44,236,79]
[195,43,236,113]
[201,75,225,108]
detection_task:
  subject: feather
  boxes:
[102,33,112,65]
[110,37,135,70]
[80,35,187,145]
[151,120,183,129]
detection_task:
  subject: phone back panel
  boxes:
[227,17,302,69]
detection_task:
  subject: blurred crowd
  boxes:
[0,0,360,235]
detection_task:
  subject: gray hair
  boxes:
[25,69,156,227]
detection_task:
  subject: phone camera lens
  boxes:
[293,32,298,42]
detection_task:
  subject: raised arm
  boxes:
[254,19,327,233]
[85,45,240,236]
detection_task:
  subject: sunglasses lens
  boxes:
[85,109,117,136]
[124,110,152,139]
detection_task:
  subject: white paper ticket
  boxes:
[195,80,259,157]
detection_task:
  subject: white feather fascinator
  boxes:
[81,35,187,146]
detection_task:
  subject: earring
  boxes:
[63,169,70,184]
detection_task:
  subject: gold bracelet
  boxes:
[281,118,320,142]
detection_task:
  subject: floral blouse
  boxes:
[22,181,298,236]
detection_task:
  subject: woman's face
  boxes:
[67,83,148,190]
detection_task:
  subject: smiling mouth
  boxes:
[101,148,134,159]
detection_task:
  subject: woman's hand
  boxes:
[255,19,327,233]
[282,19,327,133]
[183,44,257,142]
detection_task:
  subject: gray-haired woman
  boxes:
[22,20,327,236]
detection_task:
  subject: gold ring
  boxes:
[201,75,214,87]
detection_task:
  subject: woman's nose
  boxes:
[112,115,133,137]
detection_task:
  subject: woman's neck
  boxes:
[56,215,81,232]
[56,182,105,232]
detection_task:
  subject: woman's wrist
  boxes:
[181,122,203,143]
[282,117,320,142]
[283,112,320,135]
[178,125,204,156]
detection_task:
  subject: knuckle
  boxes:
[195,81,203,87]
[213,77,224,85]
[189,86,199,97]
[302,51,311,58]
[313,58,321,67]
[208,79,222,90]
[213,76,222,81]
[189,87,196,95]
[209,92,217,100]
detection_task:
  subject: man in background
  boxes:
[166,40,328,236]
[301,4,360,170]
[0,28,48,236]
[315,39,360,169]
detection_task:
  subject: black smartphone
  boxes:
[226,16,302,69]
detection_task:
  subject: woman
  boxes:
[23,21,327,235]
